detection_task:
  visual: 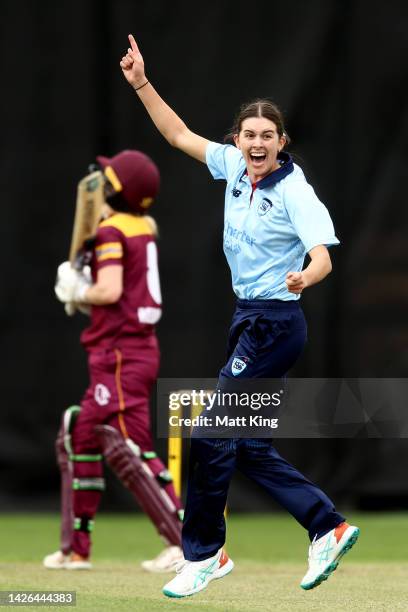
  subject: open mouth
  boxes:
[250,153,266,164]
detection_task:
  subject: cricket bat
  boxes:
[69,170,105,269]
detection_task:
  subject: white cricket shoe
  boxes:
[65,555,92,570]
[163,548,234,598]
[301,522,360,590]
[43,550,69,569]
[43,550,92,570]
[141,546,184,573]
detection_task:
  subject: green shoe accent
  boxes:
[192,558,218,590]
[163,589,185,599]
[301,528,360,591]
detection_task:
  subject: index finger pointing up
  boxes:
[128,34,139,53]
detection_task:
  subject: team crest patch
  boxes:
[257,198,273,216]
[94,383,111,406]
[231,357,249,376]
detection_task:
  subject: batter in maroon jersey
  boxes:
[45,150,184,573]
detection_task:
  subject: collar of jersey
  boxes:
[239,151,294,189]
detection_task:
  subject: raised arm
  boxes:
[120,35,209,163]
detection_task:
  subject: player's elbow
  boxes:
[169,125,191,150]
[104,287,122,304]
[309,245,332,279]
[325,258,332,276]
[96,284,122,304]
[318,255,332,281]
[328,259,332,274]
[168,131,183,149]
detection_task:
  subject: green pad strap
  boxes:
[72,477,105,491]
[142,451,157,460]
[74,517,94,532]
[69,454,103,462]
[178,509,184,522]
[157,469,173,485]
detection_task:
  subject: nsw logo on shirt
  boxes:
[231,356,249,376]
[257,198,273,216]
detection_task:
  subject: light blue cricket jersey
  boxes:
[206,142,340,301]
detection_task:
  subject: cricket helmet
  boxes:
[97,150,160,214]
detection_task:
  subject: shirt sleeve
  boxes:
[94,225,124,269]
[206,141,243,181]
[283,180,340,252]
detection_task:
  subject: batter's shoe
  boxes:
[163,549,234,598]
[300,522,360,590]
[141,546,184,573]
[65,552,92,570]
[43,550,69,569]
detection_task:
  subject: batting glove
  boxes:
[55,261,92,304]
[63,302,91,317]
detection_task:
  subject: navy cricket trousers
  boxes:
[182,299,345,561]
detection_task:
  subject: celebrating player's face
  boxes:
[234,117,286,182]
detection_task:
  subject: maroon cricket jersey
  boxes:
[81,213,162,351]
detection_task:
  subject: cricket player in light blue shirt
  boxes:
[206,141,339,301]
[121,33,359,600]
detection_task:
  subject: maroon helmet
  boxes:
[97,150,160,214]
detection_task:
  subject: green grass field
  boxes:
[1,513,407,611]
